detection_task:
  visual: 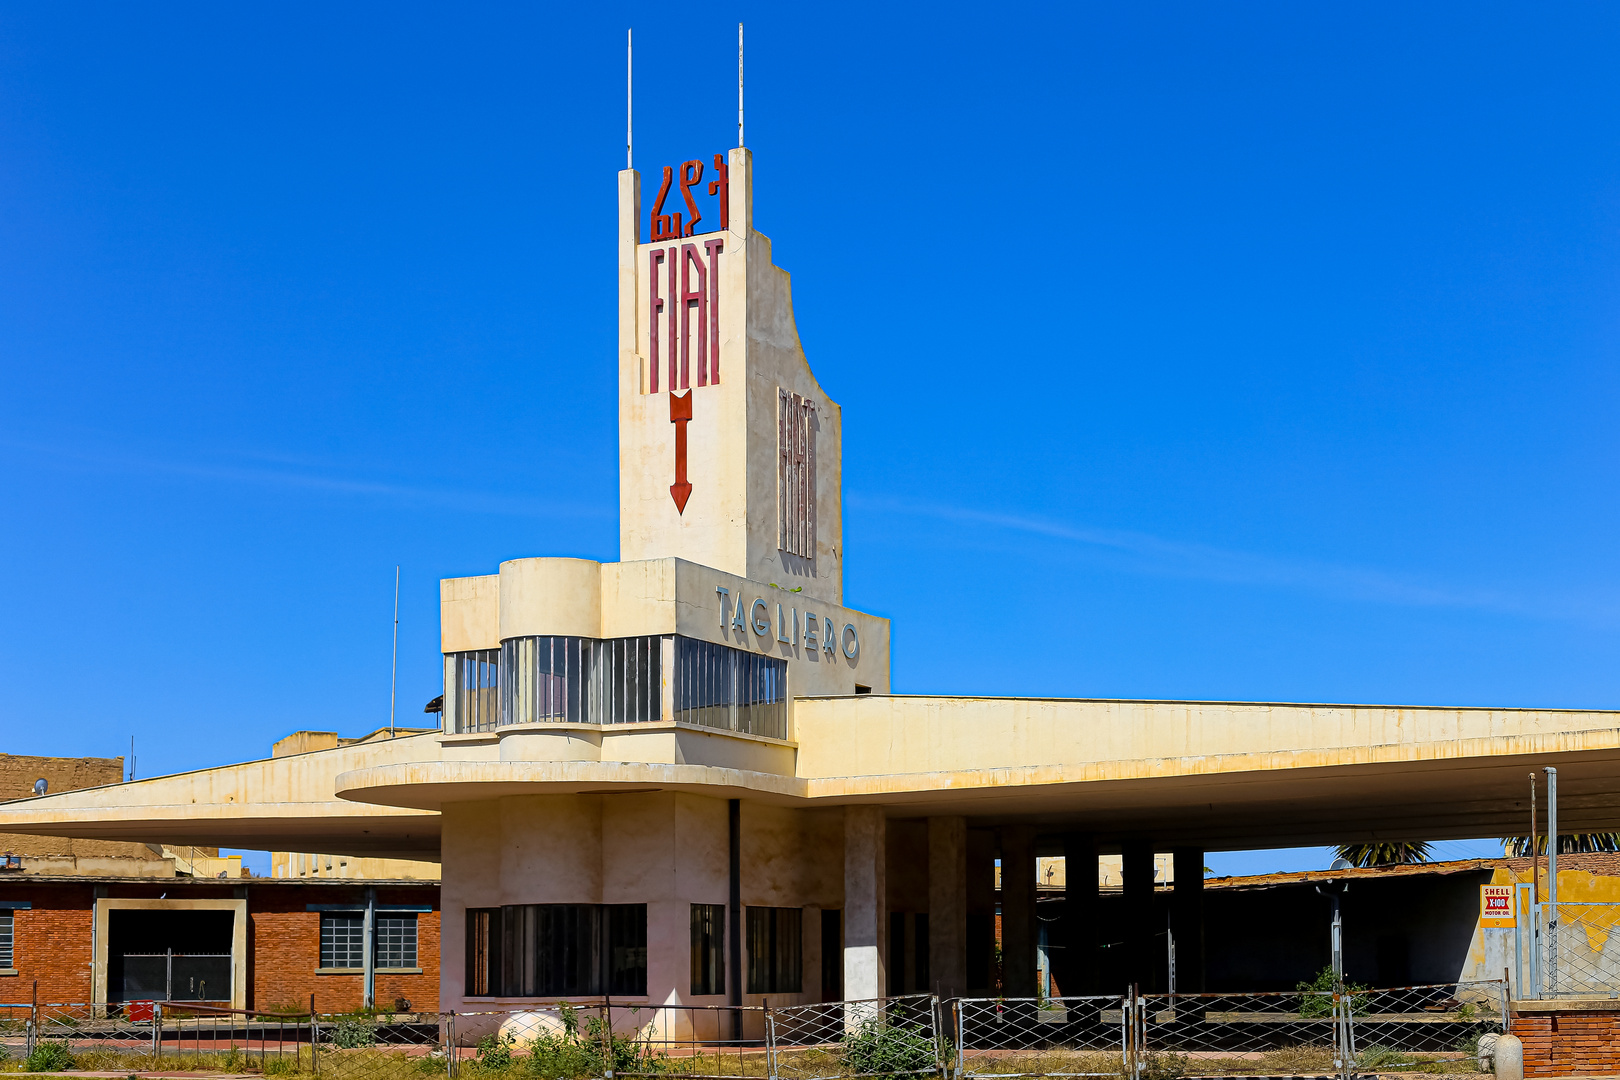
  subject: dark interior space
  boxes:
[108,908,234,1002]
[1025,867,1490,995]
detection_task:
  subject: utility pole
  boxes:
[1546,766,1559,995]
[389,566,400,738]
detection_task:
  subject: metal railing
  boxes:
[767,994,941,1080]
[459,1002,770,1079]
[955,994,1125,1078]
[0,984,1508,1080]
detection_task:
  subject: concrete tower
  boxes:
[617,149,845,607]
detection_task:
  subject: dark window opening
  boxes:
[855,684,872,695]
[820,909,841,1002]
[690,903,725,996]
[495,903,647,997]
[466,909,502,996]
[108,909,233,1003]
[746,906,802,995]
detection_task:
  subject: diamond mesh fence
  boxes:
[0,985,1507,1080]
[457,1003,770,1079]
[1134,990,1346,1078]
[0,1002,36,1059]
[1541,902,1620,997]
[1343,982,1506,1067]
[766,995,941,1080]
[954,995,1125,1079]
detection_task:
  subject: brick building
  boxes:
[0,876,438,1012]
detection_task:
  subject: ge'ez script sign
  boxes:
[1480,885,1517,928]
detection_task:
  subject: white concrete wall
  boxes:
[440,792,837,1019]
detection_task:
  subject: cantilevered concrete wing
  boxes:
[0,732,441,861]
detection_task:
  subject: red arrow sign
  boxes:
[670,390,692,513]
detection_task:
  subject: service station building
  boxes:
[6,148,1620,1037]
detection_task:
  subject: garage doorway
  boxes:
[94,899,247,1009]
[108,909,234,1002]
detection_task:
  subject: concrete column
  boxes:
[1000,825,1037,997]
[844,806,887,1001]
[928,816,968,998]
[1061,833,1099,996]
[363,885,377,1009]
[1122,840,1156,993]
[966,829,996,992]
[1171,848,1205,993]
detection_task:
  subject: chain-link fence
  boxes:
[1344,981,1506,1061]
[310,1008,453,1080]
[0,1001,37,1060]
[954,995,1124,1078]
[765,994,941,1080]
[0,986,1507,1080]
[459,1003,770,1080]
[1540,902,1620,997]
[1134,989,1344,1077]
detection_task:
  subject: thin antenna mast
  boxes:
[627,28,633,170]
[388,566,400,737]
[738,22,744,147]
[129,736,135,782]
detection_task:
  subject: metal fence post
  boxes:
[1128,983,1141,1080]
[763,1000,775,1080]
[448,1011,457,1079]
[953,997,964,1080]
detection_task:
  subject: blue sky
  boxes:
[2,4,1616,876]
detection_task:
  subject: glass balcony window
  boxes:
[442,635,788,739]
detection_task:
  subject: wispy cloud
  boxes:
[0,436,611,520]
[849,494,1619,626]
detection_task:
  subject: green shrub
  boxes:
[329,1014,378,1049]
[1295,966,1368,1018]
[24,1040,75,1073]
[516,1004,665,1080]
[477,1033,516,1069]
[840,1019,937,1077]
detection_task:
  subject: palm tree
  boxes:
[1334,841,1433,867]
[1502,834,1620,857]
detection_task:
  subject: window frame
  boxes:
[374,913,419,970]
[0,909,15,970]
[465,908,502,997]
[319,912,365,971]
[690,903,725,997]
[745,906,802,995]
[314,907,425,973]
[496,903,648,998]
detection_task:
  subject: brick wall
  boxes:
[0,883,94,1001]
[248,884,439,1013]
[0,880,437,1011]
[1510,1009,1620,1076]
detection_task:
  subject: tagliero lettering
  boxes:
[715,585,859,661]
